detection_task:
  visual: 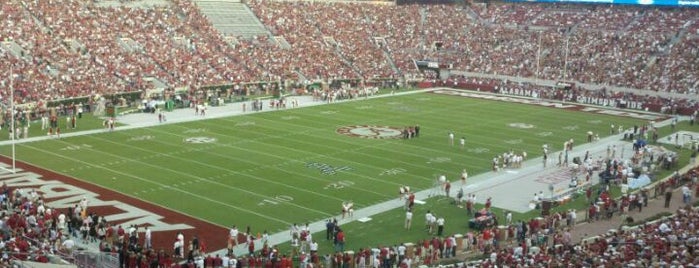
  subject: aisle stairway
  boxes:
[195,0,270,39]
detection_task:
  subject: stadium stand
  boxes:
[1,0,697,104]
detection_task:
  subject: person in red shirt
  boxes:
[128,252,137,268]
[408,193,415,210]
[280,255,291,268]
[35,252,49,263]
[444,182,451,198]
[588,204,597,223]
[335,229,345,252]
[117,225,125,244]
[248,236,256,256]
[483,228,493,248]
[342,252,352,267]
[204,255,214,267]
[213,254,222,267]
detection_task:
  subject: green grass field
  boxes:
[0,91,656,255]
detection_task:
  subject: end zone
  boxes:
[0,157,230,252]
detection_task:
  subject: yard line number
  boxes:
[324,180,355,190]
[257,195,294,206]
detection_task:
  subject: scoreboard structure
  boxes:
[505,0,698,6]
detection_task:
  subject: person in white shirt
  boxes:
[36,204,45,216]
[309,240,318,255]
[174,240,183,258]
[229,226,239,249]
[506,211,513,225]
[176,232,184,257]
[438,175,446,184]
[129,225,137,237]
[460,169,468,185]
[424,211,433,232]
[61,239,75,254]
[403,257,412,268]
[58,213,66,230]
[397,244,406,263]
[427,214,437,234]
[659,222,672,233]
[405,209,413,230]
[262,230,269,244]
[436,217,445,236]
[144,227,152,250]
[682,184,692,204]
[79,197,88,213]
[221,255,230,267]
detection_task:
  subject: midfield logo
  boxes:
[336,125,404,139]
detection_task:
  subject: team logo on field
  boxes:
[336,125,404,139]
[508,123,535,129]
[184,137,217,144]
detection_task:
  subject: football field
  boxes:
[0,89,657,252]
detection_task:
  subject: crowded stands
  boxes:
[1,0,697,108]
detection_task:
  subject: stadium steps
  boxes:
[383,49,400,76]
[62,38,86,54]
[464,6,483,24]
[322,36,338,46]
[117,37,143,53]
[273,36,291,49]
[172,36,198,51]
[622,11,645,32]
[372,37,400,76]
[223,35,239,47]
[294,70,308,83]
[194,0,271,39]
[665,28,688,49]
[0,40,31,61]
[323,35,364,78]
